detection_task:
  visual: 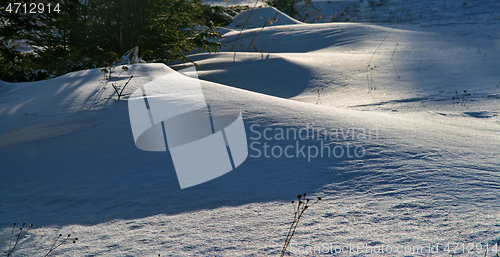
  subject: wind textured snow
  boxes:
[1,0,500,256]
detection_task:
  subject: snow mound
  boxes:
[0,80,11,94]
[2,0,500,254]
[0,63,172,116]
[228,7,301,29]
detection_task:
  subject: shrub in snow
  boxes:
[280,193,321,257]
[453,90,471,106]
[43,233,78,257]
[2,223,78,257]
[111,75,134,100]
[4,223,32,256]
[316,87,323,105]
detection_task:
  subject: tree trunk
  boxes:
[120,0,132,54]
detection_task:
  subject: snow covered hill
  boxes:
[1,0,500,256]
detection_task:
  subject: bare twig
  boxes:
[7,223,33,257]
[391,43,399,60]
[230,0,260,52]
[111,75,134,100]
[391,43,400,79]
[118,76,134,100]
[3,223,77,257]
[43,234,78,257]
[316,87,323,105]
[452,90,471,106]
[366,25,397,91]
[244,12,279,52]
[280,194,321,257]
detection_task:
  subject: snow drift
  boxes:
[1,1,500,256]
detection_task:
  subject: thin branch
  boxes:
[118,75,133,100]
[7,223,32,257]
[280,194,321,257]
[230,0,260,52]
[245,12,279,52]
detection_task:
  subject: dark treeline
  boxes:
[0,0,236,82]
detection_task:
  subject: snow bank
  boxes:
[1,60,499,255]
[1,0,500,255]
[0,80,10,94]
[228,7,301,29]
[0,64,173,116]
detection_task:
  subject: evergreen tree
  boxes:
[0,0,225,82]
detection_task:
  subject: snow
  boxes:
[228,7,302,29]
[1,0,500,256]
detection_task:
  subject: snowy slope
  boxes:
[299,0,500,24]
[228,7,302,29]
[1,0,500,256]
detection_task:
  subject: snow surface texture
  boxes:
[1,0,500,256]
[228,7,302,29]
